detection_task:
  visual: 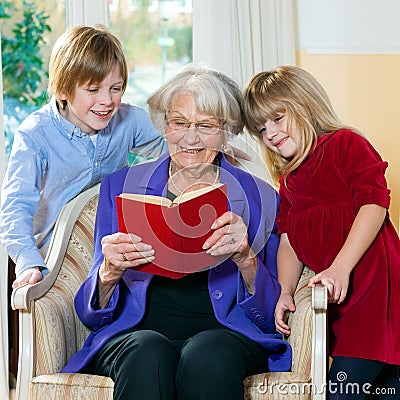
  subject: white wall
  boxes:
[296,0,400,54]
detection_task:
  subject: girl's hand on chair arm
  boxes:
[274,292,296,336]
[308,265,350,304]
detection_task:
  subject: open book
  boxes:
[116,183,228,278]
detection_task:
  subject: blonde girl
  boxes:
[244,65,400,399]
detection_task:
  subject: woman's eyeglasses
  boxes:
[165,115,224,136]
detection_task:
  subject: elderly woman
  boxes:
[63,66,291,400]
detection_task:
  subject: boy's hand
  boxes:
[12,267,43,289]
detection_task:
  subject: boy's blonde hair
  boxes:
[244,65,353,184]
[48,24,128,108]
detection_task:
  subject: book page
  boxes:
[176,183,225,204]
[119,193,172,207]
[119,183,225,208]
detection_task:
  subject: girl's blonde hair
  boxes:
[244,65,352,184]
[48,24,128,109]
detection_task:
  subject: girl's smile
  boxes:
[257,114,299,159]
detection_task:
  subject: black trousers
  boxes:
[328,356,400,399]
[89,328,268,400]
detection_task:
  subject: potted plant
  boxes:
[1,0,51,158]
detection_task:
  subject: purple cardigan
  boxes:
[63,154,292,373]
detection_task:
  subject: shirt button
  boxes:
[255,315,265,322]
[95,161,99,167]
[212,290,223,299]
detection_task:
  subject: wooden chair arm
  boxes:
[11,184,100,311]
[311,284,328,400]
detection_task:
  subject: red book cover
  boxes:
[116,183,228,279]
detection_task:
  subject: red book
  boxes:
[116,183,228,279]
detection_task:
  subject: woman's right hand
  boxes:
[274,292,296,336]
[99,232,155,286]
[97,232,155,309]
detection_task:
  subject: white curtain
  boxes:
[192,0,296,88]
[0,28,10,400]
[192,0,296,161]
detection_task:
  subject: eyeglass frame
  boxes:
[164,112,225,136]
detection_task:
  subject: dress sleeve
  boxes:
[336,130,390,210]
[276,176,290,234]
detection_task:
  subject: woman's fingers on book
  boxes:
[128,233,143,243]
[210,211,233,230]
[123,248,155,261]
[102,232,154,267]
[205,212,248,255]
[204,229,246,256]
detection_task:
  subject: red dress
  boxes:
[277,129,400,364]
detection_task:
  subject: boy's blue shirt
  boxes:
[0,97,167,275]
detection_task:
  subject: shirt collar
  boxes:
[50,97,92,140]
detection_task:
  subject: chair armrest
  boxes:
[312,284,328,311]
[311,284,328,400]
[11,184,100,310]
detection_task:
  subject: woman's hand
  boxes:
[202,211,257,293]
[308,265,350,304]
[274,292,296,336]
[99,232,155,284]
[97,232,154,308]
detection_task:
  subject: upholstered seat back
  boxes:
[33,195,98,376]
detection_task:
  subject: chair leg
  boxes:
[8,257,18,387]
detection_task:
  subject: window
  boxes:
[109,0,192,109]
[1,0,66,159]
[1,0,193,160]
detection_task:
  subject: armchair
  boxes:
[11,183,327,400]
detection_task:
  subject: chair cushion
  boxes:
[30,373,114,400]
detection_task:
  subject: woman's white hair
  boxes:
[147,65,245,136]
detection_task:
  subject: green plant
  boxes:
[0,0,12,19]
[1,0,51,106]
